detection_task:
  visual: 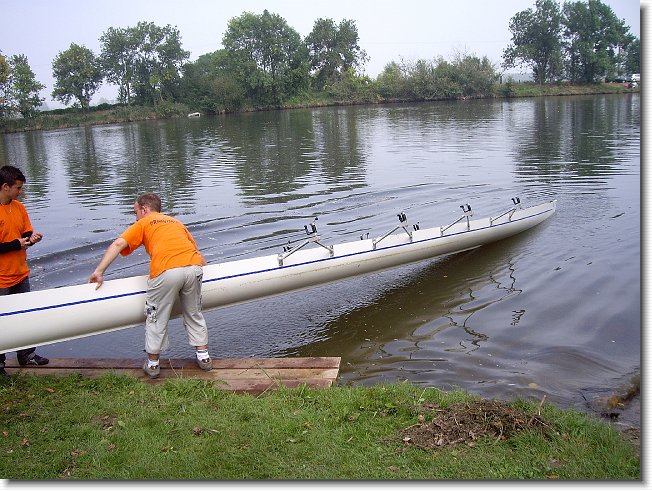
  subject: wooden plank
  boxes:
[3,357,341,395]
[4,357,341,370]
[12,367,339,380]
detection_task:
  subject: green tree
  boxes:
[181,50,245,113]
[375,54,498,101]
[502,0,564,84]
[0,51,11,118]
[325,68,376,103]
[99,26,138,104]
[451,52,498,96]
[562,0,633,83]
[376,61,408,99]
[222,10,309,106]
[8,54,45,118]
[101,22,189,106]
[130,22,189,105]
[623,38,640,75]
[305,18,368,89]
[404,58,447,100]
[51,43,103,111]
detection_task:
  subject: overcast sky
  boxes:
[1,0,643,107]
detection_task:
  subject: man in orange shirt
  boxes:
[0,165,49,379]
[89,192,211,378]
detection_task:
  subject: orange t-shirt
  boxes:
[120,212,203,279]
[0,200,32,288]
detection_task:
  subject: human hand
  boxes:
[88,272,104,290]
[23,233,43,248]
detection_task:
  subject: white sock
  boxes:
[196,349,209,361]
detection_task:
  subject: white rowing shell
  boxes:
[0,200,556,353]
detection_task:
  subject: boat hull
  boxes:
[0,200,556,353]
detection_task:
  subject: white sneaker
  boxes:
[143,361,160,379]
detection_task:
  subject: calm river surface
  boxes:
[0,95,640,425]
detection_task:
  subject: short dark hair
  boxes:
[136,192,161,212]
[0,165,26,187]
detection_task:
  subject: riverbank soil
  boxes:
[401,399,552,449]
[401,396,640,456]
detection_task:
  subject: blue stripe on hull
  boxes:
[1,204,554,319]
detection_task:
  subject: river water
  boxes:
[0,95,641,426]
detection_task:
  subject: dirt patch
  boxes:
[401,399,553,450]
[90,414,119,433]
[619,427,641,453]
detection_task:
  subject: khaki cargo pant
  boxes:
[144,265,208,354]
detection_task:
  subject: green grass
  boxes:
[0,374,639,480]
[501,81,638,98]
[0,103,190,133]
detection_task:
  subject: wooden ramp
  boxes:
[4,357,341,395]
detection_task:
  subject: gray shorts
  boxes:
[144,265,208,354]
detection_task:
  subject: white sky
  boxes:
[0,0,643,107]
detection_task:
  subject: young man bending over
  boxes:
[89,192,211,378]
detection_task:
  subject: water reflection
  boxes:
[114,121,200,211]
[62,127,112,203]
[0,132,50,203]
[27,109,374,218]
[510,95,640,186]
[288,233,534,363]
[210,108,368,204]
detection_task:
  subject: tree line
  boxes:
[502,0,639,85]
[0,0,640,120]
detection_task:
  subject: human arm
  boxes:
[0,233,41,253]
[88,237,128,289]
[0,239,23,253]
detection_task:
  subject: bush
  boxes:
[155,101,188,117]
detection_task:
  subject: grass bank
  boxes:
[0,83,639,134]
[497,81,639,98]
[0,103,191,133]
[0,374,639,480]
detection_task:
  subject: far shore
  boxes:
[0,82,640,135]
